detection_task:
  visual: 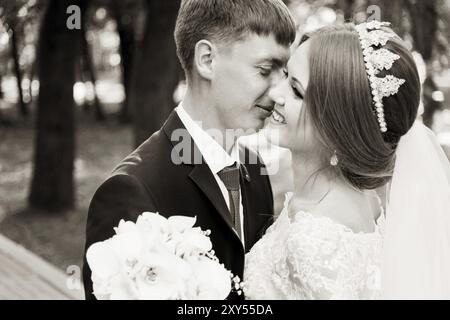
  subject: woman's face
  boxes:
[264,40,321,154]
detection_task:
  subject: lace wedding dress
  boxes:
[244,193,385,300]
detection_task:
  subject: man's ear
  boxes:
[194,40,215,80]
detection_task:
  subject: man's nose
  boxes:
[268,78,287,107]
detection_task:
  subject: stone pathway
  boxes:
[0,234,83,300]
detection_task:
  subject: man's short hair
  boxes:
[174,0,296,74]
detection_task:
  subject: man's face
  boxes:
[211,33,290,133]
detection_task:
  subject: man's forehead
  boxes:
[231,33,291,64]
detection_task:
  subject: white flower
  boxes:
[87,239,139,300]
[176,227,212,257]
[189,257,232,300]
[136,212,170,234]
[86,240,121,278]
[106,273,137,300]
[87,211,235,300]
[168,215,197,233]
[134,250,192,300]
[136,213,172,248]
[114,219,138,235]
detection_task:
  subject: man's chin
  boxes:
[233,118,266,134]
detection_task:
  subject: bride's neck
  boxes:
[290,150,336,209]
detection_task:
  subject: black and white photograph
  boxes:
[0,0,450,302]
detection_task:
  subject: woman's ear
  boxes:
[194,40,215,80]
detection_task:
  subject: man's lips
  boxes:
[256,105,274,114]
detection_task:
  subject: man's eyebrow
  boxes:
[271,58,287,68]
[256,58,288,67]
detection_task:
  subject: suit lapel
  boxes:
[239,145,253,250]
[239,146,273,251]
[163,111,238,236]
[162,112,273,251]
[240,173,252,250]
[189,164,235,232]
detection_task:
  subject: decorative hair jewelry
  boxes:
[355,21,405,133]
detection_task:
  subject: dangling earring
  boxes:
[330,151,339,167]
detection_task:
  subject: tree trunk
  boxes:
[27,57,36,104]
[406,0,440,129]
[117,20,135,123]
[29,0,85,212]
[81,26,105,121]
[337,0,355,20]
[371,0,404,34]
[129,0,181,146]
[406,0,437,61]
[11,28,28,118]
[0,74,4,125]
[110,1,136,123]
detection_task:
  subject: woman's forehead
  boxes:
[288,41,310,85]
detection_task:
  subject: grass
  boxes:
[0,110,134,272]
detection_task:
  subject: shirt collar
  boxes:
[176,104,240,174]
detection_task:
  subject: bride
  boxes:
[244,21,450,300]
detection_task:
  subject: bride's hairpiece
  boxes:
[355,21,405,133]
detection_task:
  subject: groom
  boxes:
[82,0,296,300]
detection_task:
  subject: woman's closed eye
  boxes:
[283,69,304,99]
[291,84,304,100]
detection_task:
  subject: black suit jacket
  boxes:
[82,111,274,300]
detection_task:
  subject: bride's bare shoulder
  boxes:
[312,188,381,234]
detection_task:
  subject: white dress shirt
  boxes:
[176,105,245,247]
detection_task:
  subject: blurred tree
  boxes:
[377,0,404,31]
[81,0,144,123]
[80,1,105,121]
[128,0,181,146]
[405,0,444,128]
[0,1,30,118]
[79,29,105,121]
[406,0,437,61]
[0,0,44,118]
[29,0,85,211]
[10,23,27,117]
[338,0,356,20]
[0,73,5,125]
[109,0,143,123]
[435,0,450,69]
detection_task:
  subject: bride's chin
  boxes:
[262,125,289,149]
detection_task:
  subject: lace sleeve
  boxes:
[283,213,381,300]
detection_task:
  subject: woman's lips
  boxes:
[271,108,287,124]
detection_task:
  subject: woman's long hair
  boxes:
[300,24,421,190]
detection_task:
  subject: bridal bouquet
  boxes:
[86,212,242,300]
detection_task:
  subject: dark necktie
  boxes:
[217,162,242,240]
